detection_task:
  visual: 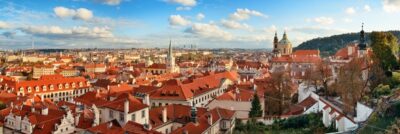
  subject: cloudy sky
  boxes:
[0,0,400,49]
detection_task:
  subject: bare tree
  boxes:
[265,71,293,116]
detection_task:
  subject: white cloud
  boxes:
[166,0,197,7]
[176,6,192,11]
[185,23,233,40]
[0,21,10,29]
[263,25,277,33]
[97,0,122,5]
[343,18,353,23]
[20,25,113,38]
[311,17,335,25]
[229,8,267,21]
[54,6,76,18]
[364,5,371,12]
[345,7,356,15]
[196,13,205,20]
[290,26,349,36]
[169,15,191,26]
[53,6,93,21]
[74,8,93,21]
[220,19,251,30]
[383,0,400,13]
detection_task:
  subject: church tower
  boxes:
[166,40,179,73]
[358,23,367,57]
[273,32,280,57]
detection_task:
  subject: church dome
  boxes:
[279,32,291,45]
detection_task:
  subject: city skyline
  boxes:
[0,0,400,49]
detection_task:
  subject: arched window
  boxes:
[58,84,63,90]
[50,85,54,90]
[35,86,40,92]
[71,83,76,88]
[65,83,69,89]
[27,87,32,93]
[42,85,47,91]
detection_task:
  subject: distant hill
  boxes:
[294,31,400,57]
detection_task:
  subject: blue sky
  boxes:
[0,0,400,49]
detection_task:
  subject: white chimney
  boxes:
[41,107,48,115]
[348,46,353,56]
[124,99,129,114]
[162,107,167,123]
[143,94,150,105]
[207,114,213,125]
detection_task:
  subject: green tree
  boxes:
[0,101,6,110]
[249,93,263,118]
[370,32,399,71]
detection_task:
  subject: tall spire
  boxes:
[359,23,367,50]
[168,40,172,58]
[360,23,365,43]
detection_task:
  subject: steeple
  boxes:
[359,23,367,50]
[168,40,172,58]
[273,31,278,49]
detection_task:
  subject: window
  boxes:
[72,83,76,88]
[42,85,47,91]
[79,82,83,87]
[65,83,69,89]
[19,87,24,92]
[119,113,124,121]
[50,85,54,90]
[35,86,40,92]
[27,87,32,93]
[142,110,145,118]
[131,114,136,121]
[110,110,114,118]
[58,84,63,89]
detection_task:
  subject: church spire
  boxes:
[359,23,367,50]
[168,40,172,58]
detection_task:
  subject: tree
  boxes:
[0,101,6,110]
[370,32,399,71]
[265,71,293,116]
[386,118,400,134]
[303,61,332,96]
[335,58,366,115]
[249,93,262,118]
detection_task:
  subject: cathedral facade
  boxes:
[273,31,293,57]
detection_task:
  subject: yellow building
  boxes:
[273,31,292,57]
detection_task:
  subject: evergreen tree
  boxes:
[249,93,262,118]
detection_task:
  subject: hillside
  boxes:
[294,31,400,57]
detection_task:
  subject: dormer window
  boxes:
[27,87,32,93]
[35,86,40,92]
[65,83,69,89]
[58,84,63,89]
[19,87,24,92]
[50,85,54,90]
[79,82,83,87]
[71,83,76,88]
[86,81,90,86]
[42,85,47,91]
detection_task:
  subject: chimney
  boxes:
[124,99,129,114]
[41,106,48,115]
[183,129,189,134]
[162,107,167,123]
[143,94,150,105]
[207,114,213,125]
[348,46,353,56]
